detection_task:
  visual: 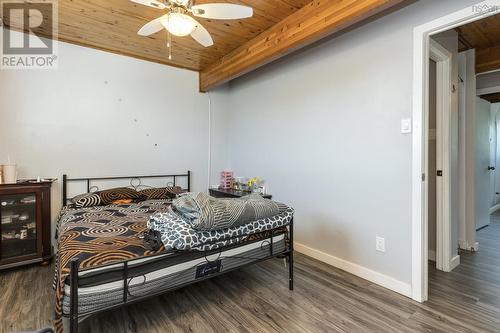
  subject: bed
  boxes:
[55,172,294,333]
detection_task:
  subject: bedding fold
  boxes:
[172,192,281,230]
[148,202,293,251]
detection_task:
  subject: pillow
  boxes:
[98,187,144,205]
[139,186,186,200]
[112,199,133,205]
[71,187,143,207]
[72,193,102,208]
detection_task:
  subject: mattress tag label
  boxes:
[196,260,222,278]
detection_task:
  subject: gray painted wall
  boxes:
[221,0,480,284]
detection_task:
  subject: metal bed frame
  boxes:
[60,172,294,333]
[62,171,191,206]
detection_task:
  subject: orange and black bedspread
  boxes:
[53,199,290,332]
[53,199,172,332]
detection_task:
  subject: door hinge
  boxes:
[422,173,426,182]
[437,170,443,177]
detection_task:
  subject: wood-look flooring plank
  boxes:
[3,215,500,332]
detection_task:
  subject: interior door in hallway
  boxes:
[476,97,492,230]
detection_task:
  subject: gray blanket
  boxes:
[172,192,280,230]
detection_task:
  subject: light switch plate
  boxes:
[401,118,412,134]
[376,237,386,253]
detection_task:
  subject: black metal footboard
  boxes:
[66,219,294,333]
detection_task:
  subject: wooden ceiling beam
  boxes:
[476,43,500,74]
[480,92,500,104]
[199,0,405,92]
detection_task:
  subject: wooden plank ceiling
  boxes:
[457,13,500,74]
[3,0,407,90]
[35,0,311,71]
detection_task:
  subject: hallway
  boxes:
[428,212,500,329]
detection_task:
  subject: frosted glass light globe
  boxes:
[161,13,195,37]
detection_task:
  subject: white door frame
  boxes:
[429,39,453,273]
[411,0,500,303]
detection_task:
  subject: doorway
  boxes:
[426,38,454,274]
[412,1,500,303]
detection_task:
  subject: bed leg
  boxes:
[69,258,79,333]
[288,218,294,291]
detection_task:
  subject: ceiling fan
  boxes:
[132,0,253,59]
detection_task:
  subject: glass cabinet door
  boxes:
[0,193,38,260]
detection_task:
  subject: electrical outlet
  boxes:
[376,237,385,252]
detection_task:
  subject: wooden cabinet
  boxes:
[0,181,54,270]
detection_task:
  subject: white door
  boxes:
[495,110,500,206]
[490,112,497,207]
[475,97,492,230]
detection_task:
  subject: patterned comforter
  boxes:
[53,199,292,332]
[171,192,281,230]
[54,199,172,333]
[148,203,294,251]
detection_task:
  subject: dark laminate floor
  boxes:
[2,216,500,333]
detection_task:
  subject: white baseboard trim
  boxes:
[428,250,436,262]
[459,240,479,252]
[490,204,500,214]
[450,255,460,271]
[294,242,412,298]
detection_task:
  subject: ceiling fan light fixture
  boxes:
[172,0,190,5]
[161,12,195,37]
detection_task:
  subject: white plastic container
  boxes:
[3,164,17,184]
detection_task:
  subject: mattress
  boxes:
[62,233,286,316]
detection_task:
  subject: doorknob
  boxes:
[488,166,496,171]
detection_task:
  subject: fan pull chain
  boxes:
[167,31,172,60]
[166,14,172,60]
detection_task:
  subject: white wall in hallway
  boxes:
[491,103,500,208]
[477,72,500,93]
[475,97,492,230]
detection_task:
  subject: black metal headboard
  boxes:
[62,171,191,206]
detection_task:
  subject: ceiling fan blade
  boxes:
[189,18,213,47]
[138,15,166,36]
[130,0,167,9]
[191,4,253,20]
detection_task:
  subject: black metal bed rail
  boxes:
[74,227,288,274]
[65,218,294,333]
[62,171,191,206]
